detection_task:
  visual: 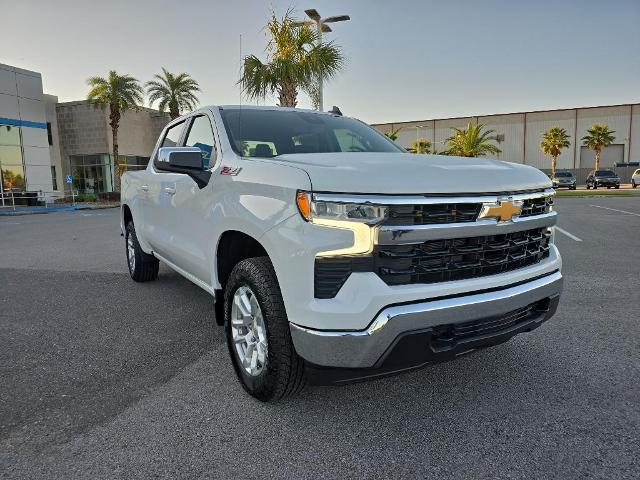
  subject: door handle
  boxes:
[140,185,149,192]
[164,186,176,195]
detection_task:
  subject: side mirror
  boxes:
[154,147,212,188]
[156,147,204,172]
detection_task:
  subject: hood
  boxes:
[272,153,552,194]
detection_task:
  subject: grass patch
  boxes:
[556,189,639,197]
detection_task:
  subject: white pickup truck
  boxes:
[121,105,562,401]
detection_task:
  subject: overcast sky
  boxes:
[3,0,639,123]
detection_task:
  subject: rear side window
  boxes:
[161,121,185,148]
[185,116,216,168]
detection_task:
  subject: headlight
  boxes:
[296,191,388,256]
[296,191,387,225]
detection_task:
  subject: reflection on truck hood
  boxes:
[272,153,552,194]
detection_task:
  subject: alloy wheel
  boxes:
[231,286,268,376]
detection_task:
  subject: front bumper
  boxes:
[290,270,562,384]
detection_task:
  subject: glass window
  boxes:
[185,116,216,167]
[595,170,615,177]
[0,124,21,146]
[1,164,26,191]
[161,121,185,149]
[51,166,58,190]
[0,145,23,166]
[220,108,404,158]
[47,123,53,145]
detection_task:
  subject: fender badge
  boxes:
[220,166,242,176]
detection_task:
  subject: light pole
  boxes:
[293,9,350,111]
[414,125,427,153]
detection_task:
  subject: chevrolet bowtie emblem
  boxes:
[479,198,523,222]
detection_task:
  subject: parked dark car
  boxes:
[586,170,620,189]
[551,171,576,190]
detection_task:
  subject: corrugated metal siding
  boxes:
[477,114,525,163]
[434,118,471,153]
[525,110,576,170]
[371,104,638,169]
[575,106,630,166]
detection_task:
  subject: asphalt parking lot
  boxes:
[1,197,639,479]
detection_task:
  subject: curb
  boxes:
[0,204,119,216]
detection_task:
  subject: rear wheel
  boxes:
[224,257,305,401]
[125,222,159,282]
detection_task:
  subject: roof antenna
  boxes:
[330,106,342,116]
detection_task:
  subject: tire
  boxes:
[586,184,590,190]
[615,185,620,189]
[593,184,597,190]
[633,181,637,189]
[125,222,159,282]
[224,257,305,401]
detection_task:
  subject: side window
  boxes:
[185,116,216,168]
[161,121,185,148]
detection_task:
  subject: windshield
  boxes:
[595,170,616,177]
[220,108,405,157]
[555,172,573,177]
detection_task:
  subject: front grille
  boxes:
[384,203,481,225]
[520,196,553,217]
[314,227,552,297]
[430,298,550,350]
[375,227,551,286]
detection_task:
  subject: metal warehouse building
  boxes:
[372,104,640,175]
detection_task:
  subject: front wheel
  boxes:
[125,222,159,282]
[224,257,305,401]
[633,181,637,188]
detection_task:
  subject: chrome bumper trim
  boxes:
[377,211,557,245]
[290,271,563,368]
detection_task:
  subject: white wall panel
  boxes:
[21,125,48,148]
[0,67,17,96]
[525,110,576,170]
[576,106,630,164]
[0,93,20,119]
[434,118,471,153]
[17,97,46,123]
[16,73,43,100]
[23,145,51,167]
[478,114,525,163]
[24,164,53,192]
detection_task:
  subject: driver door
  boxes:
[162,114,218,282]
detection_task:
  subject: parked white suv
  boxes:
[121,106,563,401]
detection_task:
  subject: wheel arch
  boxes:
[214,230,272,326]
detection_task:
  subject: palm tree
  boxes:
[411,138,432,154]
[444,122,502,157]
[86,71,143,191]
[540,127,571,177]
[240,9,344,108]
[582,124,616,170]
[384,127,402,141]
[146,68,200,120]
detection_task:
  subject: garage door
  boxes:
[580,144,624,168]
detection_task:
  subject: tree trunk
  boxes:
[278,82,298,108]
[169,99,179,120]
[594,149,601,170]
[109,105,121,192]
[551,155,557,177]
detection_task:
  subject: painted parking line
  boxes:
[590,205,640,217]
[555,226,582,242]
